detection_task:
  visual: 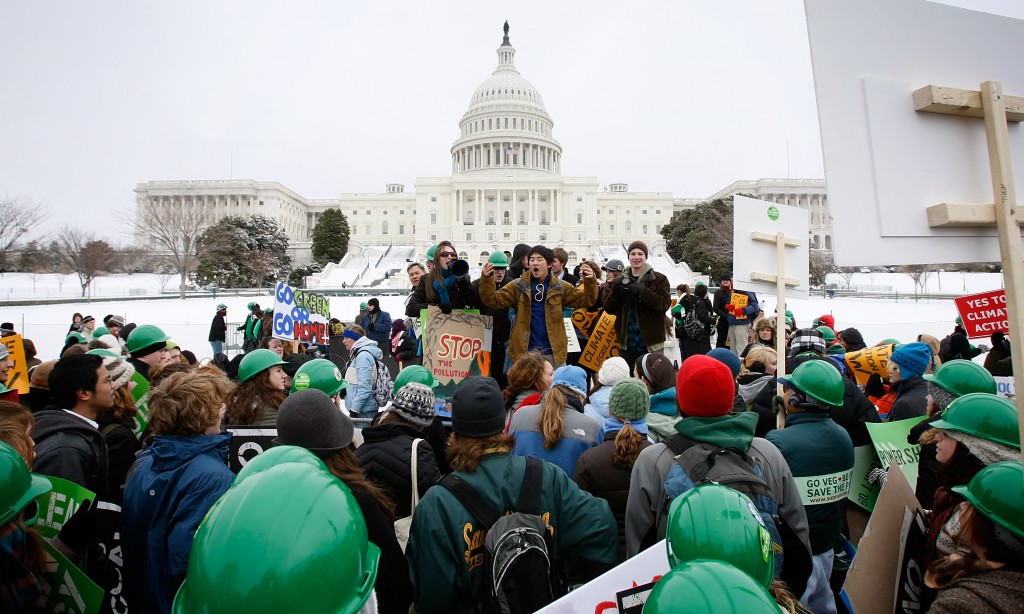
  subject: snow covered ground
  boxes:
[0,270,1007,365]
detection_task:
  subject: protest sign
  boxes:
[844,344,893,386]
[729,290,751,320]
[563,318,581,353]
[31,476,96,539]
[579,313,619,371]
[865,416,929,491]
[3,334,29,393]
[537,539,669,614]
[994,376,1015,399]
[130,371,151,436]
[794,467,854,506]
[848,445,882,512]
[842,462,925,614]
[273,281,332,344]
[571,309,601,336]
[38,539,104,614]
[226,428,278,474]
[422,307,492,399]
[954,289,1009,338]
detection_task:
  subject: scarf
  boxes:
[432,268,458,307]
[603,416,649,439]
[391,331,404,354]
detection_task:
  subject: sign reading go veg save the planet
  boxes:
[273,282,331,345]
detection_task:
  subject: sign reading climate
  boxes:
[273,282,332,345]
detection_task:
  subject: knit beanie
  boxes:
[29,360,57,389]
[451,376,506,437]
[890,342,933,380]
[97,334,122,351]
[0,345,7,361]
[107,315,125,328]
[389,382,436,427]
[838,327,866,351]
[368,298,380,309]
[707,348,742,378]
[676,355,736,418]
[945,430,1019,466]
[552,365,588,398]
[81,315,95,326]
[788,328,827,358]
[608,379,651,422]
[103,356,136,391]
[635,353,676,393]
[274,389,354,457]
[598,356,630,387]
[814,314,835,330]
[627,240,649,258]
[926,381,958,412]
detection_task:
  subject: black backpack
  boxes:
[440,457,558,614]
[683,308,706,341]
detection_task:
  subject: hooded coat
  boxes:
[122,434,234,614]
[32,408,109,496]
[355,422,441,519]
[888,376,929,422]
[346,336,384,415]
[603,264,672,351]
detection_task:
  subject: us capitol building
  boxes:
[135,24,834,267]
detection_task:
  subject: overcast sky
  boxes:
[2,0,1022,245]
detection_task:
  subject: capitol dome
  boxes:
[451,24,563,176]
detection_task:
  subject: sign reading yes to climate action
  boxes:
[954,289,1009,338]
[273,281,332,345]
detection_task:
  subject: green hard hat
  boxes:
[86,348,120,359]
[923,359,997,397]
[0,442,52,526]
[65,332,87,345]
[879,338,901,346]
[955,316,963,325]
[816,326,836,342]
[392,365,439,396]
[642,560,781,614]
[785,310,793,318]
[247,302,257,310]
[234,445,329,485]
[666,484,774,589]
[777,360,845,407]
[216,303,227,310]
[425,244,438,260]
[126,324,170,354]
[264,307,273,315]
[359,302,367,310]
[932,393,1020,449]
[952,461,1024,540]
[237,349,288,383]
[91,326,111,339]
[291,359,347,396]
[487,252,510,268]
[173,460,380,614]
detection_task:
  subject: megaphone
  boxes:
[450,259,470,279]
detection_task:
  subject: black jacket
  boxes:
[393,331,419,364]
[356,423,441,518]
[888,376,929,422]
[350,484,413,614]
[909,414,942,508]
[406,276,479,318]
[32,407,109,496]
[128,358,151,382]
[97,416,141,501]
[209,313,226,342]
[940,327,982,362]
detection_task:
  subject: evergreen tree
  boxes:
[195,215,291,288]
[660,197,735,280]
[311,208,350,266]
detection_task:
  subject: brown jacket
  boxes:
[604,265,672,350]
[480,271,598,366]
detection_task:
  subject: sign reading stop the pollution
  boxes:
[954,289,1009,338]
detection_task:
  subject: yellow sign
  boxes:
[3,334,29,393]
[571,309,601,336]
[730,292,750,320]
[579,313,619,371]
[844,344,893,386]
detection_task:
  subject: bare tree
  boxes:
[899,264,934,296]
[124,194,211,299]
[53,227,120,297]
[809,251,836,287]
[0,195,48,270]
[837,266,857,290]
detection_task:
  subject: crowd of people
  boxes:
[1,244,1022,614]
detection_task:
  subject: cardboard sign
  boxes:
[130,371,151,436]
[848,445,882,512]
[893,507,932,613]
[422,307,492,400]
[865,416,929,492]
[729,290,751,321]
[571,309,601,336]
[38,538,104,614]
[226,428,277,474]
[843,344,893,386]
[3,334,29,393]
[31,476,96,539]
[536,539,669,613]
[954,289,1009,338]
[273,281,332,344]
[842,463,925,614]
[563,318,581,353]
[579,313,620,371]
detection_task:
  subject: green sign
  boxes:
[767,205,780,221]
[38,539,104,614]
[849,444,882,512]
[30,476,96,539]
[865,415,929,492]
[130,371,151,436]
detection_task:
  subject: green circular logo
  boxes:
[758,526,772,563]
[294,373,311,390]
[767,206,780,221]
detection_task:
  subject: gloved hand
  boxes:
[725,303,735,313]
[627,282,642,296]
[864,373,886,398]
[867,468,888,487]
[772,395,786,415]
[977,344,990,353]
[440,303,453,315]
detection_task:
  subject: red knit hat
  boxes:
[676,355,736,418]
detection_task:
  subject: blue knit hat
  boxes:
[889,342,933,379]
[707,348,742,378]
[552,365,588,397]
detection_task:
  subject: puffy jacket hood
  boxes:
[150,434,231,472]
[33,407,100,441]
[738,374,774,405]
[351,335,382,358]
[650,387,678,417]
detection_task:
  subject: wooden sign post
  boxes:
[914,80,1024,466]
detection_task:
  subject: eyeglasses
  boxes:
[534,283,545,302]
[439,251,456,259]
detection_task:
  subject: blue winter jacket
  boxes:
[122,434,234,614]
[359,309,393,354]
[346,336,383,414]
[725,290,759,326]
